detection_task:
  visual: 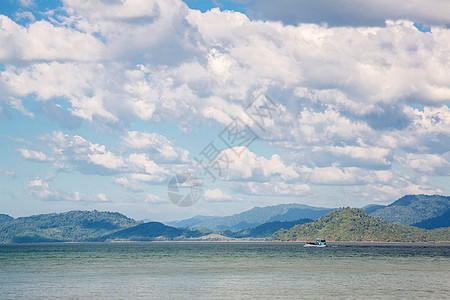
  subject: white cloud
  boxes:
[88,151,124,170]
[0,169,15,176]
[401,153,450,175]
[0,0,449,211]
[27,178,109,202]
[111,175,144,192]
[8,98,34,118]
[0,15,104,61]
[204,188,238,202]
[232,181,311,196]
[15,11,35,22]
[215,146,299,182]
[18,0,35,8]
[17,148,52,162]
[347,181,444,204]
[39,131,172,182]
[121,130,189,163]
[299,166,393,185]
[144,193,168,204]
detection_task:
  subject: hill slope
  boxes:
[183,203,333,231]
[370,194,449,226]
[272,208,450,242]
[166,215,218,228]
[362,204,385,214]
[224,218,313,238]
[0,214,14,224]
[412,209,450,229]
[0,211,139,243]
[95,222,204,241]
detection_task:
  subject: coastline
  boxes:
[2,240,450,246]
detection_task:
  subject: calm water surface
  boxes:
[0,242,449,299]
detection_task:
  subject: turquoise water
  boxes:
[1,242,449,299]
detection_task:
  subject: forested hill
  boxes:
[369,194,449,226]
[94,222,204,241]
[0,214,14,224]
[272,208,450,242]
[0,210,139,243]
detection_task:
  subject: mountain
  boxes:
[272,207,450,242]
[178,203,334,231]
[0,210,139,244]
[166,215,218,228]
[362,204,385,214]
[0,214,14,224]
[412,209,450,229]
[223,218,313,238]
[94,222,204,241]
[369,195,450,226]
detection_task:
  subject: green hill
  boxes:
[0,211,139,243]
[412,209,450,229]
[0,214,14,224]
[370,194,449,226]
[95,222,204,241]
[272,208,450,242]
[223,219,313,238]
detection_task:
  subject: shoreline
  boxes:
[2,240,450,246]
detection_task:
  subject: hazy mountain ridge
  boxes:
[362,204,386,214]
[272,208,450,242]
[223,219,313,238]
[166,215,218,228]
[176,203,334,231]
[369,195,449,226]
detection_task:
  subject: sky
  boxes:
[0,0,449,221]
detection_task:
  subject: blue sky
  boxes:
[0,0,449,221]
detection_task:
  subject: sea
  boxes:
[1,242,449,299]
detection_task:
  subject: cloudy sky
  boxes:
[0,0,449,221]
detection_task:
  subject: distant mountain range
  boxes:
[222,219,313,239]
[1,194,449,243]
[368,195,449,227]
[273,207,450,242]
[167,203,334,231]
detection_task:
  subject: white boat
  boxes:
[304,238,327,247]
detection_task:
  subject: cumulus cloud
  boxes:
[0,0,449,210]
[27,178,109,202]
[121,130,189,163]
[231,181,311,196]
[204,188,238,202]
[17,148,52,162]
[298,166,393,185]
[215,146,299,181]
[400,153,450,175]
[38,131,172,182]
[144,193,168,204]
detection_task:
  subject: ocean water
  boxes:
[0,242,449,299]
